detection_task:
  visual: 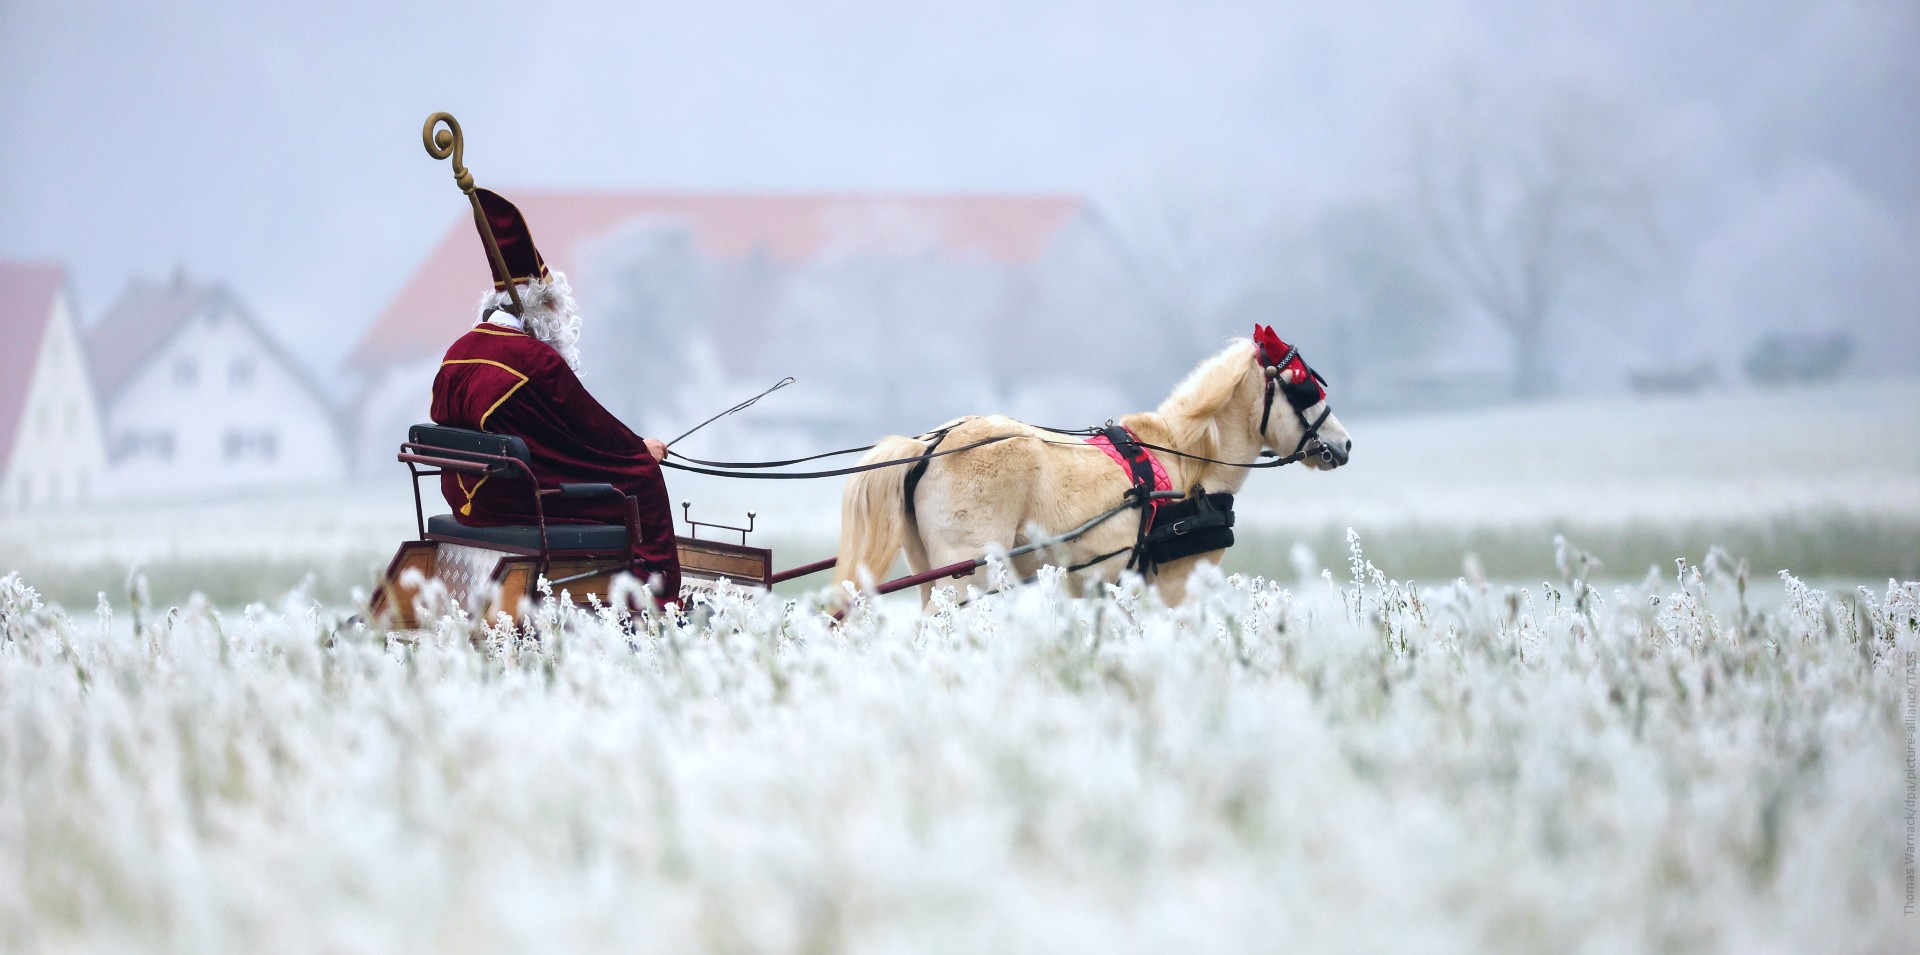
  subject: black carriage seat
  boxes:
[403,424,637,556]
[424,515,629,551]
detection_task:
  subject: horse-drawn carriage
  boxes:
[369,112,1352,628]
[369,329,1351,626]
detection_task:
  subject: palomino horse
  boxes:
[834,328,1352,606]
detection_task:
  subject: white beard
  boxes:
[477,269,585,374]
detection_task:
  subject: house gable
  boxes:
[0,266,109,510]
[0,262,63,472]
[91,279,347,497]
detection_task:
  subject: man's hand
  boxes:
[644,438,669,462]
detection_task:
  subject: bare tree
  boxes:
[583,221,711,422]
[1413,78,1660,397]
[1286,200,1459,403]
[1089,180,1292,377]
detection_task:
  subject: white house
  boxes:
[0,262,110,512]
[86,271,347,498]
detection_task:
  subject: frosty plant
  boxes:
[0,540,1912,954]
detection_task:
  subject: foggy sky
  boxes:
[1,0,1913,376]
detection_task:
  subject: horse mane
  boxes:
[1154,339,1258,463]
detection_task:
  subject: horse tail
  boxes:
[833,435,928,591]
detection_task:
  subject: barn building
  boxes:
[86,271,347,498]
[0,262,109,512]
[345,191,1143,473]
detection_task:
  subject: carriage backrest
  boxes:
[406,424,532,478]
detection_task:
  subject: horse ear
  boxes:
[1252,324,1286,360]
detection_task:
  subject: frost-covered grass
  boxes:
[0,379,1913,950]
[2,541,1914,954]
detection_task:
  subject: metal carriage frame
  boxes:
[371,425,776,627]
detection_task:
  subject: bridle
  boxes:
[1257,341,1339,467]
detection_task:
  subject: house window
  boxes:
[173,358,198,388]
[112,430,175,463]
[229,357,255,388]
[224,429,278,462]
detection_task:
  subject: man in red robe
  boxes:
[430,188,681,599]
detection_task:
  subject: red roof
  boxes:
[350,191,1085,370]
[0,262,67,471]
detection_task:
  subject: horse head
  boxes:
[1252,325,1351,470]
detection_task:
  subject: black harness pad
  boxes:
[903,429,950,517]
[1143,491,1236,565]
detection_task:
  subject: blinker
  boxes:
[1281,373,1324,411]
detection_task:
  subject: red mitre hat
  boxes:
[474,188,550,290]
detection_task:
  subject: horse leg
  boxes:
[1154,564,1190,607]
[918,516,1022,601]
[1149,551,1226,607]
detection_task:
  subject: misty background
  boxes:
[5,0,1915,404]
[1,0,1917,601]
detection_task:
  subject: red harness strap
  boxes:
[1086,425,1172,529]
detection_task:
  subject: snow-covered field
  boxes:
[1,554,1914,953]
[1,379,1917,952]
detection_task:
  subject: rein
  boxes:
[659,434,1013,480]
[665,420,1319,478]
[1028,422,1305,469]
[664,346,1337,480]
[668,443,884,469]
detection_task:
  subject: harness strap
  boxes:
[1096,425,1166,496]
[1085,423,1175,574]
[1257,344,1296,436]
[903,428,952,517]
[1067,546,1133,574]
